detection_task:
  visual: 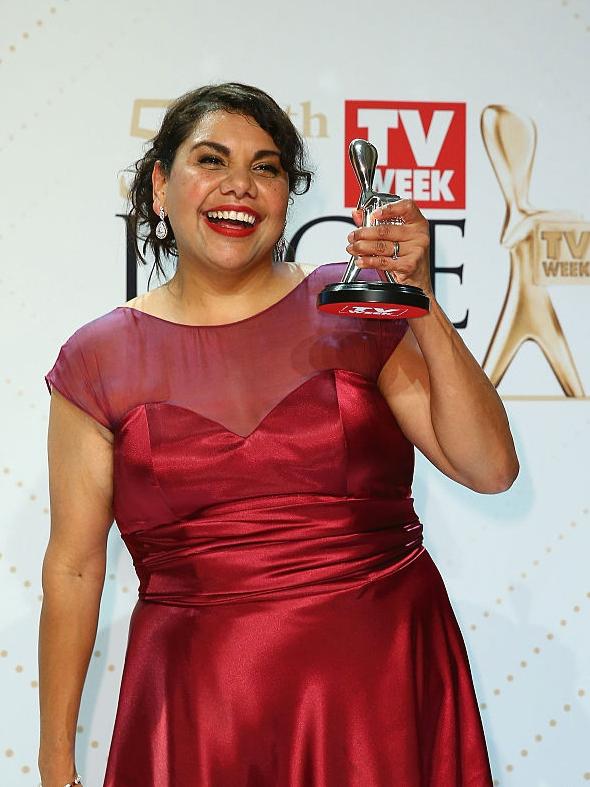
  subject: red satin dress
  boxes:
[45,262,493,786]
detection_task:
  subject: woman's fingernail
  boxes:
[347,232,355,242]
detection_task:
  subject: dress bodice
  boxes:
[45,262,422,605]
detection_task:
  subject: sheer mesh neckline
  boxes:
[115,264,327,329]
[46,260,408,437]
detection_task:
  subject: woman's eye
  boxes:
[198,155,224,166]
[254,163,280,176]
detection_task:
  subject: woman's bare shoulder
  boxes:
[297,262,321,276]
[122,286,167,311]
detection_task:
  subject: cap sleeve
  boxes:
[377,318,409,371]
[45,331,112,430]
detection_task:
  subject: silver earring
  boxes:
[155,208,168,240]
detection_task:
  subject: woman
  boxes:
[39,82,518,787]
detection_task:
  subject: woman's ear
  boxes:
[152,160,168,216]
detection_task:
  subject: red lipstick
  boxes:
[203,204,261,238]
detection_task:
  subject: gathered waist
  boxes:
[121,495,423,606]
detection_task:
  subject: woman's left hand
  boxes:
[346,199,432,296]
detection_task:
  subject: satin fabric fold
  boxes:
[105,550,491,786]
[122,496,423,606]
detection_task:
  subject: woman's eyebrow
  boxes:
[189,141,281,160]
[252,149,281,161]
[189,141,230,156]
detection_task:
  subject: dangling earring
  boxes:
[155,207,168,240]
[273,236,287,263]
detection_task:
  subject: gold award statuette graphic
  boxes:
[481,105,588,398]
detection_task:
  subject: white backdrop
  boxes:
[1,0,589,784]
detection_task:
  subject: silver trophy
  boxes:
[317,138,430,319]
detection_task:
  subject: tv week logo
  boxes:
[344,101,466,210]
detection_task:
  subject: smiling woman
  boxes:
[40,81,515,787]
[150,112,290,286]
[129,83,312,279]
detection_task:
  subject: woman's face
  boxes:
[153,110,290,274]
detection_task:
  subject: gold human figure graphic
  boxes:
[480,105,585,397]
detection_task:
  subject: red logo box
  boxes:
[344,101,466,209]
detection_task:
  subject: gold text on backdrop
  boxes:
[130,98,329,142]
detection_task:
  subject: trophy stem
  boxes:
[342,257,361,284]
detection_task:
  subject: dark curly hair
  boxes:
[127,82,313,283]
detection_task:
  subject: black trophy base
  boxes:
[317,281,429,319]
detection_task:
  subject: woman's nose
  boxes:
[219,166,257,199]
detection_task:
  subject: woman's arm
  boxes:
[346,199,519,494]
[39,389,114,787]
[377,303,518,493]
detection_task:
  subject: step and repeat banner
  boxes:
[1,0,589,784]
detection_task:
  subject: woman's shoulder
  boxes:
[76,305,130,335]
[121,286,164,312]
[58,304,136,360]
[299,261,348,280]
[298,261,347,271]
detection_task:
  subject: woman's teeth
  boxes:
[206,210,256,225]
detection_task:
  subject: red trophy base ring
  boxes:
[317,282,430,320]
